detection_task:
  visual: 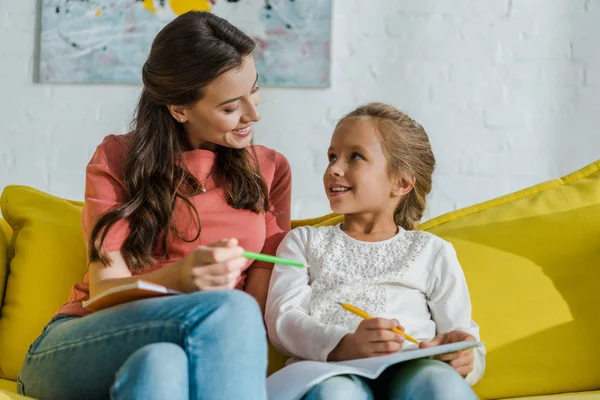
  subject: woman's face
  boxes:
[170,54,261,151]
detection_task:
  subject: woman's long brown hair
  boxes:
[88,12,269,272]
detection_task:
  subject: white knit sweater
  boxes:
[265,224,486,386]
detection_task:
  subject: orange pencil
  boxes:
[337,302,420,345]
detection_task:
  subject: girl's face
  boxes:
[169,54,261,151]
[323,118,403,217]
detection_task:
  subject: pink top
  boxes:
[57,133,292,317]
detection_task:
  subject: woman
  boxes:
[17,11,291,400]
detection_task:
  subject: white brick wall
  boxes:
[1,0,599,221]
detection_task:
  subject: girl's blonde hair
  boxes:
[340,102,435,230]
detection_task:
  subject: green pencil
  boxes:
[242,251,307,268]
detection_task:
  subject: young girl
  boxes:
[266,103,485,400]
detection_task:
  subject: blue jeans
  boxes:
[17,290,267,400]
[303,359,478,400]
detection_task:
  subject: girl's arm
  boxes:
[426,242,486,386]
[265,227,350,361]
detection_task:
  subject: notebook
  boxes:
[82,280,182,311]
[267,341,483,400]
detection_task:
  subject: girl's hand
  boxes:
[328,318,405,361]
[419,330,476,377]
[179,238,247,292]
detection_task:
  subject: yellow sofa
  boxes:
[1,160,599,400]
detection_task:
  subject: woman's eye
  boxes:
[223,106,239,114]
[328,154,336,162]
[251,86,260,94]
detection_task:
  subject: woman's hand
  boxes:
[419,330,476,377]
[179,238,247,292]
[328,318,405,361]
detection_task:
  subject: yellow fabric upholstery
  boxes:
[0,388,29,400]
[423,161,600,399]
[0,219,11,243]
[0,379,17,395]
[0,159,598,399]
[0,220,9,310]
[0,186,87,381]
[502,392,600,400]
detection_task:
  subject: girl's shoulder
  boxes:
[285,225,450,248]
[406,229,448,245]
[404,229,454,255]
[282,224,336,244]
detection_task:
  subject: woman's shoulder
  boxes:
[251,144,289,168]
[90,133,132,170]
[251,144,291,187]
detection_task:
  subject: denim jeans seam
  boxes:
[26,320,189,359]
[16,374,25,396]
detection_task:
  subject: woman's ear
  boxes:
[392,174,415,197]
[167,105,188,123]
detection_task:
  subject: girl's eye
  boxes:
[251,86,260,94]
[351,153,364,160]
[328,154,337,162]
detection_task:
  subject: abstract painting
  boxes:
[39,0,332,87]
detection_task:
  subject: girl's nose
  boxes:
[328,162,343,177]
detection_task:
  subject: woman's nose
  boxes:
[242,101,261,123]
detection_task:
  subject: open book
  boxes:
[82,280,182,311]
[267,341,483,400]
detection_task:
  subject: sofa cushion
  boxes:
[0,379,17,395]
[0,186,87,381]
[0,220,9,310]
[502,391,600,399]
[295,160,600,400]
[0,386,32,400]
[424,161,600,399]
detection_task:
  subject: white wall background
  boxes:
[1,0,599,221]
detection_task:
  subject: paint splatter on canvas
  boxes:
[39,0,332,87]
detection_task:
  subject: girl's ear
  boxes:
[167,105,188,123]
[392,174,415,197]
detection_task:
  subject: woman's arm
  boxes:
[89,239,248,298]
[84,138,245,298]
[265,228,350,361]
[244,268,272,315]
[84,140,188,296]
[89,252,183,298]
[244,151,292,312]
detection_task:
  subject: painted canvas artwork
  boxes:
[39,0,332,87]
